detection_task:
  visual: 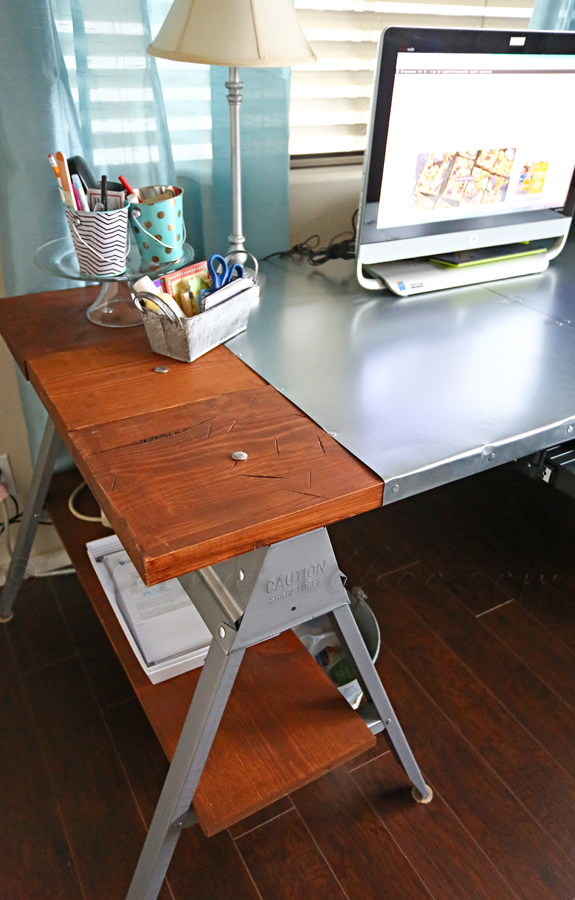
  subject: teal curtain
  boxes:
[531,0,575,29]
[0,0,290,460]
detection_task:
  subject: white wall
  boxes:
[289,164,363,247]
[0,252,68,583]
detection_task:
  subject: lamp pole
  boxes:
[226,66,246,256]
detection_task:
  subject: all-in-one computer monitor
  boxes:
[357,27,575,296]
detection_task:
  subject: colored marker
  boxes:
[72,174,89,212]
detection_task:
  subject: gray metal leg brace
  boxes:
[0,417,61,622]
[126,528,431,900]
[126,640,245,900]
[331,603,432,803]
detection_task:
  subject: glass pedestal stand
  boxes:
[34,237,195,328]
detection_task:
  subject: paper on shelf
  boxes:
[103,548,212,666]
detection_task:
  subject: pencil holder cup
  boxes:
[65,207,130,277]
[129,185,186,267]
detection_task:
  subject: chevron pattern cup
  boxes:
[66,207,130,277]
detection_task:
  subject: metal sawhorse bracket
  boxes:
[1,417,432,900]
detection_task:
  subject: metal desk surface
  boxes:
[228,241,575,503]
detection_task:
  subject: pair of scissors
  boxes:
[207,254,243,292]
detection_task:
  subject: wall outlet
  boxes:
[0,455,18,501]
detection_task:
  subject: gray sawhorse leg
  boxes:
[0,417,61,622]
[125,527,431,900]
[126,640,245,900]
[331,603,433,804]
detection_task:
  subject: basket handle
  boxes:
[130,207,187,250]
[69,212,131,263]
[133,291,184,328]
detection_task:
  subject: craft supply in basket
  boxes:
[65,206,130,276]
[134,281,259,363]
[129,185,185,266]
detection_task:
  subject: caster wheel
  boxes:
[411,784,433,804]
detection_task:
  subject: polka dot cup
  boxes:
[129,185,185,266]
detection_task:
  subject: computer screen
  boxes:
[378,52,575,232]
[358,28,575,263]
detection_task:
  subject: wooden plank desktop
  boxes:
[0,285,381,835]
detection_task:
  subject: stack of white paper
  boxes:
[87,534,212,683]
[104,549,212,666]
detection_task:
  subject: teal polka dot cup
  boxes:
[129,185,185,266]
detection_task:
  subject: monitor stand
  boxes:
[359,252,553,297]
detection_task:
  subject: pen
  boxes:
[48,154,66,206]
[72,174,89,212]
[101,175,108,212]
[118,175,137,197]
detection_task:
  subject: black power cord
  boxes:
[264,209,358,266]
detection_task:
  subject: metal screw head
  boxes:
[328,431,338,437]
[568,425,574,434]
[218,626,226,639]
[384,718,392,725]
[391,484,400,494]
[231,451,248,461]
[154,366,169,374]
[238,568,245,581]
[488,452,495,461]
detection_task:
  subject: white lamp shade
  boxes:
[147,0,317,67]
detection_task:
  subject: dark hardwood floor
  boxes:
[2,462,575,900]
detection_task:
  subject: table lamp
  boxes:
[147,0,316,261]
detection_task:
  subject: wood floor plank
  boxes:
[478,601,575,713]
[291,766,433,900]
[51,574,134,711]
[369,579,575,863]
[0,620,83,900]
[6,576,75,675]
[21,656,155,900]
[229,797,294,839]
[387,564,575,790]
[373,642,575,899]
[235,808,348,900]
[104,697,260,900]
[352,751,520,900]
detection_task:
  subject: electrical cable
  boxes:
[68,481,105,523]
[263,209,358,267]
[2,497,13,556]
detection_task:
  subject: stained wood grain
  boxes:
[235,809,348,900]
[352,752,519,900]
[4,285,384,584]
[373,647,575,900]
[477,601,575,714]
[46,472,375,837]
[67,385,382,583]
[371,580,575,862]
[0,623,83,900]
[292,766,433,900]
[22,656,155,900]
[105,697,260,900]
[0,286,135,378]
[52,574,134,711]
[7,576,75,676]
[29,341,265,432]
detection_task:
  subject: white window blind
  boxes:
[290,0,535,156]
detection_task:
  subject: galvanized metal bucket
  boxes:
[133,283,259,363]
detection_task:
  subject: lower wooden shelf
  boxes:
[46,471,375,837]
